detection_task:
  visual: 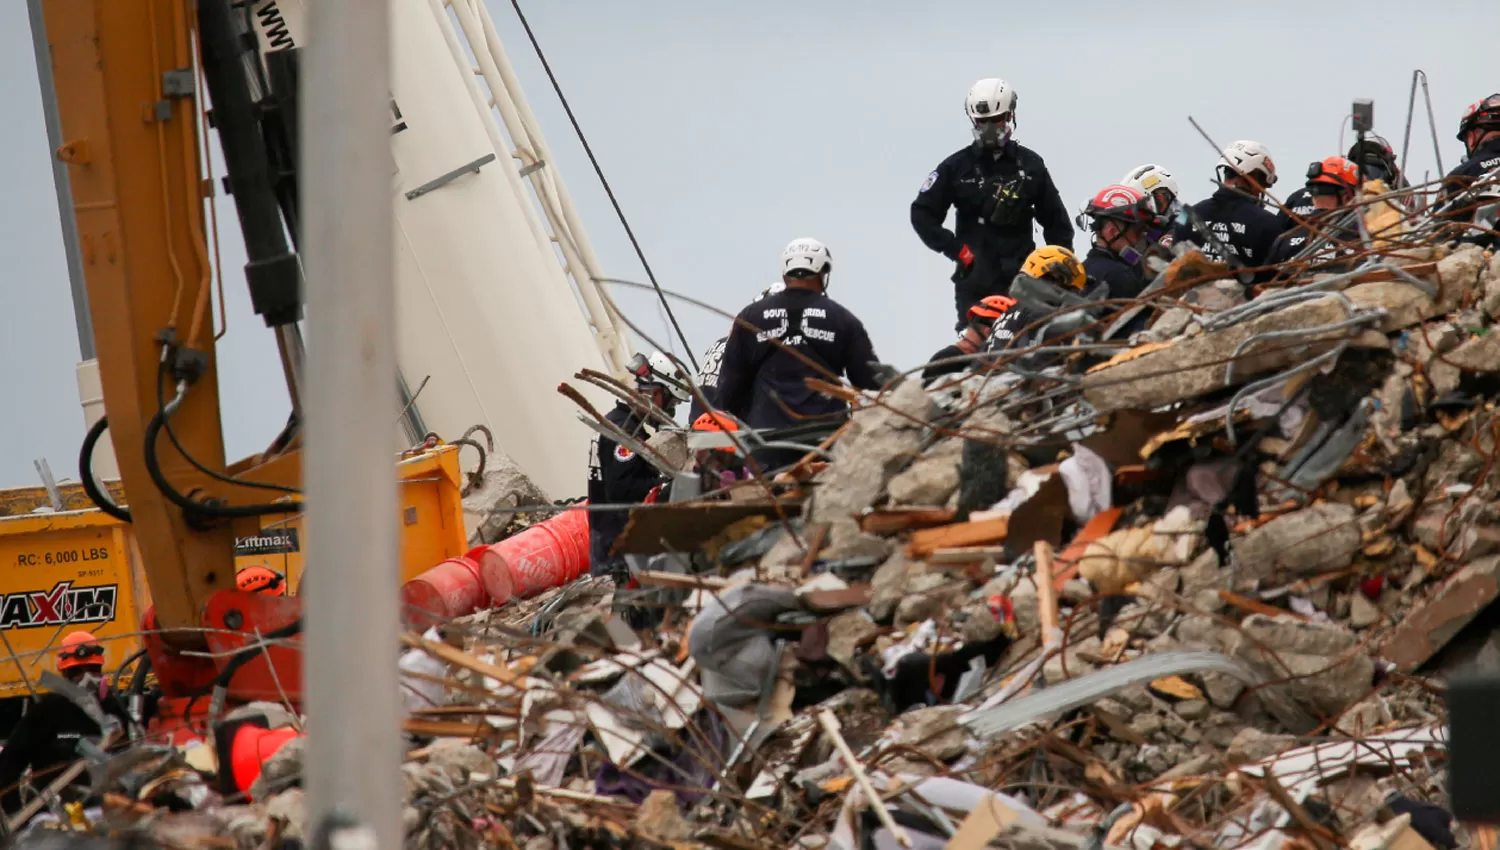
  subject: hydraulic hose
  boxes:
[143,376,305,519]
[79,416,132,523]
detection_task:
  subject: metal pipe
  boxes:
[26,0,93,360]
[303,0,401,843]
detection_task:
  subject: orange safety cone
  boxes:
[476,505,590,599]
[214,715,303,799]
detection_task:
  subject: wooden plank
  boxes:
[1052,508,1122,591]
[401,631,525,687]
[613,501,803,555]
[631,571,731,590]
[1218,590,1305,621]
[858,507,957,536]
[402,718,488,738]
[907,516,1009,558]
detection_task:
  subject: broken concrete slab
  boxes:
[1233,502,1362,580]
[1349,593,1381,630]
[1083,295,1362,413]
[1382,555,1500,673]
[1442,332,1500,373]
[1230,615,1374,718]
[1226,727,1297,764]
[887,438,963,507]
[895,572,968,626]
[825,610,881,672]
[808,380,929,531]
[889,705,967,761]
[868,550,913,622]
[635,790,692,842]
[463,462,553,545]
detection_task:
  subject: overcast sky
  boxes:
[1,0,1493,488]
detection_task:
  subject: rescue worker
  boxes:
[689,283,785,423]
[1348,134,1405,188]
[922,295,1017,381]
[1267,156,1363,270]
[1440,94,1500,220]
[1175,140,1284,282]
[1121,164,1183,262]
[911,78,1073,328]
[983,246,1099,358]
[588,351,689,578]
[716,238,881,470]
[691,411,749,492]
[236,565,287,596]
[0,632,132,818]
[1079,184,1160,300]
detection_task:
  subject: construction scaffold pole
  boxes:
[303,0,401,845]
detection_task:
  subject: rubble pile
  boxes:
[17,241,1500,850]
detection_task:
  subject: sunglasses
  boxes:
[974,112,1013,125]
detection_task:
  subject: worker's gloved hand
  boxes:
[957,244,976,272]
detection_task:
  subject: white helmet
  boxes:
[645,350,691,403]
[965,78,1018,148]
[758,281,787,300]
[780,238,832,279]
[1217,140,1278,187]
[1122,164,1182,216]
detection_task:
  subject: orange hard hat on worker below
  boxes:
[968,294,1018,322]
[237,566,286,596]
[692,411,739,433]
[1306,156,1360,191]
[693,411,740,453]
[57,630,105,672]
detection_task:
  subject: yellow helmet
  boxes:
[1021,246,1087,292]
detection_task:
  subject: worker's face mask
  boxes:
[971,113,1014,150]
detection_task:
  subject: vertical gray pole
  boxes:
[303,0,401,844]
[26,0,93,360]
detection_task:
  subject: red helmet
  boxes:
[1458,94,1500,144]
[237,566,287,596]
[58,631,105,672]
[1305,156,1360,193]
[968,294,1017,322]
[1079,184,1160,232]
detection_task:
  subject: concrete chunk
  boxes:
[1233,502,1362,580]
[1443,333,1500,373]
[1381,555,1500,672]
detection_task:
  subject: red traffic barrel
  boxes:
[401,554,511,628]
[477,506,590,599]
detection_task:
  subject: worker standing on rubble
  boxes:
[911,78,1073,328]
[1441,95,1500,219]
[923,295,1017,380]
[0,632,134,819]
[1079,184,1160,300]
[588,352,689,578]
[689,283,785,423]
[1267,157,1363,269]
[716,238,881,470]
[1175,140,1283,281]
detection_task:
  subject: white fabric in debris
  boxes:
[1058,443,1111,523]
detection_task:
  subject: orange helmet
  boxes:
[692,411,740,453]
[1305,156,1360,193]
[57,631,105,672]
[968,295,1017,322]
[237,566,287,596]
